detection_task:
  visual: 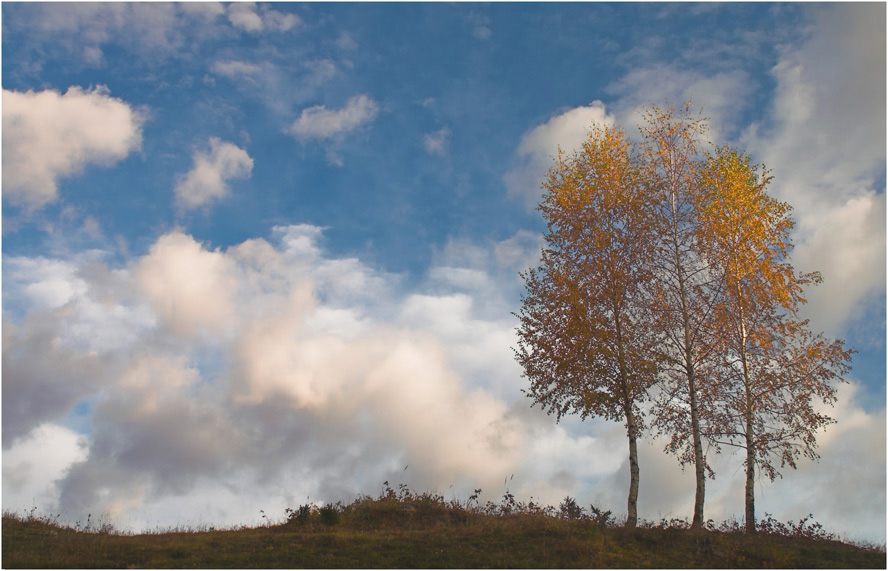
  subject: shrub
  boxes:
[319,503,341,526]
[285,504,316,526]
[589,504,613,528]
[559,496,584,520]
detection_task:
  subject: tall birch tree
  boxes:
[695,146,854,534]
[640,102,721,528]
[515,125,658,528]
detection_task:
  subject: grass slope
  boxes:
[4,492,885,569]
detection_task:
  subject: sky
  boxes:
[1,1,885,544]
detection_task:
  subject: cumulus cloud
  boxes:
[2,86,144,209]
[174,138,253,211]
[503,101,614,209]
[134,232,238,336]
[741,3,886,336]
[288,94,379,141]
[1,226,532,526]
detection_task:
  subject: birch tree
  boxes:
[641,102,722,528]
[696,146,854,533]
[515,125,658,528]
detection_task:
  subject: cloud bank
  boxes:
[742,3,886,336]
[3,223,882,542]
[2,225,544,528]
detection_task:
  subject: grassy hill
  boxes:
[3,489,884,568]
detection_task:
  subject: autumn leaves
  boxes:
[514,102,853,532]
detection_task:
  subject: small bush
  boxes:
[589,505,613,528]
[319,503,341,526]
[285,504,316,526]
[559,496,585,520]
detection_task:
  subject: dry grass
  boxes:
[3,489,884,569]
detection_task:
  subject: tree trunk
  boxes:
[626,409,640,528]
[745,427,755,533]
[688,365,706,528]
[737,286,756,534]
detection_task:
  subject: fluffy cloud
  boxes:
[503,101,614,209]
[173,138,253,211]
[1,226,532,525]
[3,424,88,510]
[2,224,883,543]
[741,3,886,336]
[288,94,379,141]
[134,232,238,336]
[2,86,145,209]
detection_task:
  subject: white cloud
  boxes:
[423,127,451,156]
[4,256,89,310]
[3,424,88,515]
[2,86,144,209]
[134,231,238,337]
[741,3,886,336]
[288,94,379,141]
[1,226,527,526]
[503,101,614,209]
[174,138,253,210]
[227,2,263,32]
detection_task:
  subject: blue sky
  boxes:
[2,2,885,542]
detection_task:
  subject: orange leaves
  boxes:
[518,124,658,426]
